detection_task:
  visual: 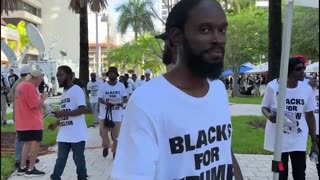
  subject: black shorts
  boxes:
[17,130,43,142]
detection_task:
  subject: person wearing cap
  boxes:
[7,65,40,168]
[15,69,47,177]
[87,72,102,127]
[261,57,318,180]
[98,66,128,159]
[112,0,243,179]
[144,68,152,82]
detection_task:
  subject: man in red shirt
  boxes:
[15,69,47,177]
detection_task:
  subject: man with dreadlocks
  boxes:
[112,0,243,179]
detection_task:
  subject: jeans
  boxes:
[15,135,24,162]
[50,141,87,180]
[279,151,306,180]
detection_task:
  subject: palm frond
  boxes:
[89,0,108,13]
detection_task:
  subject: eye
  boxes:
[219,27,227,33]
[199,25,210,34]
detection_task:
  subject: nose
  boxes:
[209,30,225,44]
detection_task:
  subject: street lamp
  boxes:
[101,13,109,72]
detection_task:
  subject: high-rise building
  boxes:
[1,0,42,63]
[160,0,180,32]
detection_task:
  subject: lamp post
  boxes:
[95,13,100,75]
[101,13,109,71]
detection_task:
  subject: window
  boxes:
[16,0,41,18]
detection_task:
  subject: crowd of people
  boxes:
[1,0,319,180]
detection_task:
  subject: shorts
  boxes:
[17,130,43,142]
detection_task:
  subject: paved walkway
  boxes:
[7,102,318,180]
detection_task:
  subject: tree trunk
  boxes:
[267,0,282,83]
[79,6,89,86]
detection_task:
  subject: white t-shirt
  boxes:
[87,80,102,103]
[112,76,234,180]
[57,85,88,143]
[98,81,128,121]
[262,80,316,152]
[314,85,319,135]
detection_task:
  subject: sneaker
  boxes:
[25,168,45,177]
[17,167,27,176]
[15,161,20,169]
[103,148,109,157]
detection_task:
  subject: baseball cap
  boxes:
[293,54,308,66]
[20,65,31,74]
[145,68,152,74]
[155,32,168,40]
[106,66,119,76]
[30,69,44,77]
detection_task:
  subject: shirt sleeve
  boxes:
[75,86,86,107]
[261,83,276,109]
[304,86,316,112]
[112,98,159,180]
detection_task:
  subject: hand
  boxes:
[268,112,277,123]
[41,93,47,99]
[53,111,66,118]
[48,121,60,130]
[311,142,319,155]
[308,79,318,88]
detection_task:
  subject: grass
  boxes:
[229,95,263,104]
[231,116,271,154]
[1,113,94,180]
[1,155,15,180]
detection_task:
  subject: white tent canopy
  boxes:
[245,62,268,74]
[305,62,319,72]
[242,62,256,68]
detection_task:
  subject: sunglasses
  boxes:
[294,66,306,71]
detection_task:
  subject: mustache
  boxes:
[202,45,225,54]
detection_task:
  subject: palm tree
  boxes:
[116,0,155,41]
[1,0,17,15]
[68,0,108,85]
[267,0,282,82]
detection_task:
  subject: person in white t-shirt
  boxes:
[304,73,319,178]
[98,67,128,159]
[112,0,243,179]
[261,57,318,180]
[144,68,152,82]
[87,73,102,127]
[49,66,88,180]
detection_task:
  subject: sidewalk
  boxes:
[7,104,318,180]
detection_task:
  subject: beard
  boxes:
[182,38,224,81]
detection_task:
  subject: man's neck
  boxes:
[287,77,298,88]
[108,80,117,86]
[91,79,96,82]
[164,63,209,97]
[64,82,74,90]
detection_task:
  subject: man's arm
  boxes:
[306,111,319,154]
[231,151,243,180]
[261,107,277,123]
[54,105,86,118]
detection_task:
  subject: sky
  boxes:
[88,0,162,44]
